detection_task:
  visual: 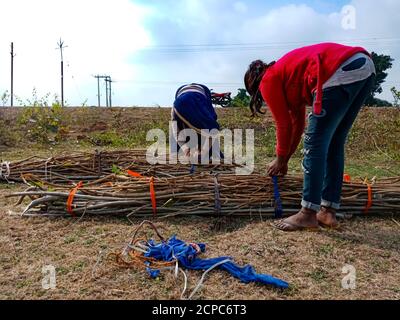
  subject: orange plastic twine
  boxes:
[126,170,144,179]
[66,181,83,216]
[343,174,352,183]
[364,183,373,214]
[127,170,157,216]
[149,177,157,216]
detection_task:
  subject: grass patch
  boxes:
[1,107,399,179]
[307,269,329,282]
[316,244,335,257]
[64,236,78,244]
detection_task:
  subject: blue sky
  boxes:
[0,0,399,106]
[274,0,349,12]
[135,0,350,15]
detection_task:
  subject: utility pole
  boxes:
[94,75,101,107]
[105,77,109,107]
[56,38,68,107]
[105,76,112,107]
[109,77,112,107]
[10,42,15,107]
[93,75,112,107]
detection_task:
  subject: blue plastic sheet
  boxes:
[144,236,289,289]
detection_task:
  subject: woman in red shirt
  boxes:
[245,43,375,231]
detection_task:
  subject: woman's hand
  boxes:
[267,156,289,177]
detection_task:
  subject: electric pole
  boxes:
[94,75,101,107]
[10,42,15,107]
[56,38,68,107]
[105,76,112,107]
[93,75,112,107]
[110,77,112,108]
[105,77,109,107]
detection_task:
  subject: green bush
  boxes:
[87,130,126,147]
[231,88,250,108]
[1,90,10,107]
[17,89,70,144]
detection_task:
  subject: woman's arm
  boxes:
[267,106,305,176]
[260,73,293,158]
[260,73,296,176]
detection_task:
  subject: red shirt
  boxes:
[259,43,370,157]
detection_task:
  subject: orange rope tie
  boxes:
[109,222,173,271]
[364,183,373,214]
[149,176,157,216]
[127,170,144,179]
[114,252,176,269]
[66,181,84,217]
[111,248,176,270]
[343,174,352,183]
[127,170,157,216]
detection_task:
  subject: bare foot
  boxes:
[273,208,319,232]
[317,207,339,229]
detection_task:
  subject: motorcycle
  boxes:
[211,90,232,108]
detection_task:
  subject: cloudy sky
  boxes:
[0,0,399,106]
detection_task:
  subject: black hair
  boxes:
[244,60,275,115]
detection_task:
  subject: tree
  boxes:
[232,88,250,108]
[392,87,400,107]
[1,90,10,107]
[365,52,394,106]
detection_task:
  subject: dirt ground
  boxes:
[1,184,399,300]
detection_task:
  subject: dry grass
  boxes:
[1,185,399,300]
[1,107,399,300]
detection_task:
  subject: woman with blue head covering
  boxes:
[172,83,222,162]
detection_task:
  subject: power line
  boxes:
[142,36,400,48]
[112,79,400,91]
[114,79,242,85]
[139,37,400,53]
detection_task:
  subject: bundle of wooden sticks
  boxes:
[7,172,400,218]
[0,149,238,183]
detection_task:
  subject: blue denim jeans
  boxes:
[302,74,375,212]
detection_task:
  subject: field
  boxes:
[0,106,399,300]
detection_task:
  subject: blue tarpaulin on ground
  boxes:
[143,235,289,289]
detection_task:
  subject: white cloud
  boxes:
[0,0,151,105]
[128,0,399,106]
[0,0,398,106]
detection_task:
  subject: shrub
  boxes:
[17,89,70,144]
